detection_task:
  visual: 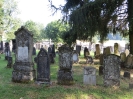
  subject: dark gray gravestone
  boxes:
[57,45,74,85]
[76,45,81,56]
[0,41,3,51]
[4,42,11,60]
[12,26,36,83]
[7,56,13,68]
[84,47,90,58]
[32,47,36,55]
[12,39,16,53]
[35,48,50,84]
[103,54,121,87]
[123,71,130,79]
[51,44,56,57]
[49,53,55,64]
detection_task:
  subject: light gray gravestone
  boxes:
[103,54,121,87]
[83,66,96,85]
[72,50,79,63]
[12,26,36,83]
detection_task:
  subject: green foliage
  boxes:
[42,20,69,43]
[24,20,44,43]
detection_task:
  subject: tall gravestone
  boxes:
[12,26,35,82]
[84,47,90,58]
[95,44,100,58]
[51,44,56,57]
[48,46,54,64]
[114,43,120,56]
[35,48,50,84]
[0,41,3,51]
[103,54,121,87]
[12,39,16,53]
[76,45,81,56]
[57,45,74,85]
[4,42,11,60]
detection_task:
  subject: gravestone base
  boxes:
[57,69,74,85]
[104,80,120,87]
[12,62,36,82]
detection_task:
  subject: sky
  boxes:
[15,0,65,27]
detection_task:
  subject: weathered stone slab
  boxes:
[103,54,121,87]
[12,26,35,83]
[35,48,50,84]
[83,66,96,85]
[57,45,74,85]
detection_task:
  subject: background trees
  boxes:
[24,20,44,43]
[49,0,133,54]
[41,20,69,44]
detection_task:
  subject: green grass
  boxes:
[0,51,133,99]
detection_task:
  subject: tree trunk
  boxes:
[128,0,133,54]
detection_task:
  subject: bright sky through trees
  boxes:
[15,0,65,27]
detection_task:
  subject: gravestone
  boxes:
[57,45,74,85]
[125,49,130,57]
[124,54,133,69]
[72,50,79,63]
[120,52,126,68]
[76,45,81,56]
[86,56,93,64]
[12,26,36,83]
[83,66,96,85]
[48,46,54,64]
[6,56,13,68]
[4,42,11,60]
[123,71,130,79]
[95,44,100,55]
[51,44,56,57]
[0,41,3,51]
[103,47,111,56]
[12,39,16,53]
[32,47,36,55]
[84,47,90,58]
[114,43,120,56]
[35,48,50,84]
[49,53,55,64]
[103,54,121,87]
[99,66,103,76]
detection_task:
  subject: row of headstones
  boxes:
[10,26,74,85]
[9,26,133,88]
[84,54,133,88]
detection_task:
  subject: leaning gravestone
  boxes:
[57,45,74,85]
[72,50,79,63]
[103,54,121,87]
[12,26,36,82]
[35,48,50,84]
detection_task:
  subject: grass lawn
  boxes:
[0,51,133,99]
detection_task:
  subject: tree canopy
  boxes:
[49,0,133,54]
[42,20,69,44]
[24,20,44,43]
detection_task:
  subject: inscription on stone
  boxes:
[18,47,28,61]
